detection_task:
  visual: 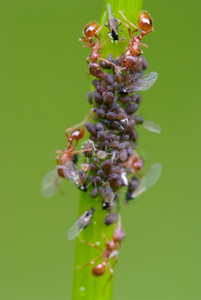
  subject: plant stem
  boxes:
[72,0,143,299]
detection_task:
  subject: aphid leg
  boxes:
[77,255,103,270]
[79,239,103,251]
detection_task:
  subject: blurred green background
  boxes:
[1,0,200,299]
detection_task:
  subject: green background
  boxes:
[1,0,200,299]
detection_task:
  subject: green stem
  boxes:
[72,0,143,299]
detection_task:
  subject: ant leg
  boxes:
[139,42,148,48]
[72,148,92,155]
[102,233,110,244]
[77,255,103,269]
[79,239,103,251]
[65,112,93,137]
[118,11,138,30]
[95,24,105,36]
[102,260,118,295]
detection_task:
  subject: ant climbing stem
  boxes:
[77,219,125,290]
[118,10,153,58]
[64,110,94,149]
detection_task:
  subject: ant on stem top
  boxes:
[79,219,125,281]
[118,10,153,69]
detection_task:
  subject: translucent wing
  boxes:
[62,160,79,185]
[65,209,94,240]
[41,168,62,198]
[141,120,161,134]
[107,3,114,19]
[131,163,162,198]
[128,72,158,92]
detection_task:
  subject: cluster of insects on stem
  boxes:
[41,3,161,287]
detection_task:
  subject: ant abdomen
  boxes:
[92,263,106,276]
[84,22,99,39]
[138,11,153,33]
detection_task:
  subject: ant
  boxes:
[79,22,107,79]
[79,22,104,63]
[105,3,125,43]
[78,220,125,286]
[100,11,153,77]
[56,113,94,178]
[118,11,153,68]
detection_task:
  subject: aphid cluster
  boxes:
[41,4,161,282]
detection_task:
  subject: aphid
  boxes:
[66,208,95,240]
[129,163,162,200]
[102,188,116,208]
[106,3,120,41]
[104,213,118,225]
[78,219,125,283]
[41,168,62,198]
[120,71,158,94]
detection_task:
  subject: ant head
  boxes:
[138,11,153,33]
[92,263,106,276]
[123,56,137,69]
[84,22,99,39]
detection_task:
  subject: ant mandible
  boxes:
[78,220,125,285]
[118,11,153,69]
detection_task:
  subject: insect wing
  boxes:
[107,3,114,20]
[106,191,116,204]
[141,120,161,134]
[129,72,158,92]
[131,163,162,198]
[62,160,79,184]
[66,211,93,240]
[41,168,62,198]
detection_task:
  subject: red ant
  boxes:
[123,151,144,173]
[79,21,104,63]
[118,11,153,69]
[56,113,94,178]
[78,220,125,287]
[79,22,107,79]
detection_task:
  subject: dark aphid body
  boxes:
[104,213,118,225]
